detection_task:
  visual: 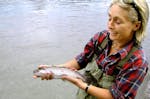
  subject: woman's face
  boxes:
[107,4,138,43]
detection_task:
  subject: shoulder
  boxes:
[129,46,148,69]
[93,30,109,43]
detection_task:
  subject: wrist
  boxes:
[85,83,90,92]
[79,82,87,90]
[80,83,90,92]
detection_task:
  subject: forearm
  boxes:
[79,83,114,99]
[87,85,113,99]
[58,58,113,99]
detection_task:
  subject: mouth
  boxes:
[111,32,118,36]
[109,31,118,35]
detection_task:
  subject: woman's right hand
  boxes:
[33,65,53,80]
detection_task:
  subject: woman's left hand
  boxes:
[61,75,87,90]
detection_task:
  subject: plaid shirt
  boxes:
[75,30,148,99]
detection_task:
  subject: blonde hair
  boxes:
[110,0,149,43]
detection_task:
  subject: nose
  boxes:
[108,19,114,30]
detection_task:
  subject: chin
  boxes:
[109,35,117,41]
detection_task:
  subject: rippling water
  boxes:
[0,0,149,99]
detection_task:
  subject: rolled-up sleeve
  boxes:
[75,31,108,69]
[75,34,97,68]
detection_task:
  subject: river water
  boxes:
[0,0,150,99]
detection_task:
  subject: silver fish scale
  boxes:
[33,66,86,82]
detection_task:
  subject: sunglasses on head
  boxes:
[123,0,142,21]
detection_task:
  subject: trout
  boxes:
[33,66,87,82]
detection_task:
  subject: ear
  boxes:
[133,21,141,31]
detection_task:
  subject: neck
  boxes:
[112,41,124,49]
[112,39,132,49]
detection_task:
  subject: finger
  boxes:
[61,75,76,82]
[70,67,77,71]
[46,73,53,80]
[61,75,67,81]
[33,76,38,79]
[41,77,44,80]
[39,74,47,80]
[65,66,78,71]
[38,65,49,69]
[40,72,53,80]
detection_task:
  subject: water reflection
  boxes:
[28,0,49,11]
[0,1,110,99]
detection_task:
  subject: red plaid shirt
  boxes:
[76,30,148,99]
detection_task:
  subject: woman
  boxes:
[34,0,149,99]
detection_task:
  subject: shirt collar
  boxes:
[118,41,134,59]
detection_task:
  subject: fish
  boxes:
[33,66,87,82]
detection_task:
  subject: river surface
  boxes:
[0,0,150,99]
